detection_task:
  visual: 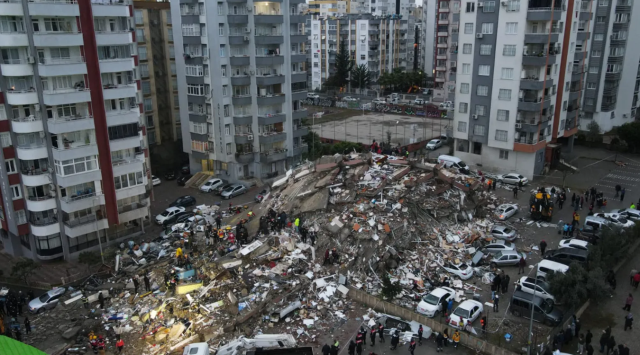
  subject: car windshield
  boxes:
[618,217,629,223]
[458,263,469,270]
[38,294,49,302]
[518,175,525,179]
[423,293,441,305]
[160,210,171,216]
[458,161,467,167]
[504,241,513,248]
[494,251,504,259]
[502,227,512,233]
[453,307,470,318]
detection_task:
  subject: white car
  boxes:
[558,238,590,250]
[413,99,425,105]
[29,287,66,313]
[490,225,518,242]
[516,277,556,304]
[155,206,186,225]
[426,139,443,150]
[448,300,483,329]
[439,101,453,109]
[593,212,635,228]
[307,93,320,99]
[496,204,518,220]
[416,287,456,317]
[200,178,224,193]
[610,208,640,221]
[152,175,161,186]
[372,98,386,104]
[342,96,358,102]
[497,173,529,185]
[438,260,474,280]
[482,239,516,254]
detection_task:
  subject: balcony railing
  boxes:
[21,166,49,176]
[1,58,29,65]
[29,216,58,227]
[64,214,98,228]
[39,56,85,65]
[90,0,131,5]
[12,115,41,122]
[48,115,93,123]
[52,139,95,150]
[28,195,55,202]
[63,191,100,203]
[103,82,135,90]
[112,155,143,167]
[118,201,148,214]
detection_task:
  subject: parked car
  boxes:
[221,184,248,199]
[515,277,556,304]
[496,173,528,185]
[164,171,176,180]
[426,139,443,150]
[490,225,518,242]
[416,287,456,317]
[170,195,197,208]
[152,175,161,186]
[372,98,386,104]
[155,206,186,225]
[558,238,590,251]
[181,165,190,175]
[610,208,640,221]
[543,248,589,266]
[496,204,518,220]
[174,211,196,224]
[213,183,234,195]
[536,259,569,281]
[29,288,66,313]
[593,212,635,228]
[177,174,193,186]
[255,189,269,202]
[482,239,516,254]
[200,178,224,193]
[439,101,453,109]
[511,290,563,326]
[574,225,601,244]
[448,300,483,329]
[413,98,425,105]
[342,96,358,102]
[373,313,432,339]
[307,93,320,99]
[438,260,474,280]
[490,250,526,267]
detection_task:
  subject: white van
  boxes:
[437,155,470,174]
[583,215,610,231]
[536,259,569,281]
[183,343,210,355]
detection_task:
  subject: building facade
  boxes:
[0,0,151,260]
[310,14,415,91]
[170,0,308,182]
[452,0,585,179]
[307,0,351,16]
[579,0,640,132]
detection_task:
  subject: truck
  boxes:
[530,188,554,221]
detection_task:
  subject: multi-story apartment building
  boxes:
[310,14,414,90]
[170,0,308,182]
[579,0,640,132]
[352,0,417,17]
[307,0,351,16]
[133,1,181,157]
[452,0,586,179]
[0,0,151,260]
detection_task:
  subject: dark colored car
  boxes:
[162,211,192,226]
[175,212,195,224]
[164,171,177,180]
[177,174,193,186]
[214,183,233,195]
[181,165,190,175]
[170,195,197,208]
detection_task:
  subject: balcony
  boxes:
[99,57,134,73]
[518,97,551,112]
[605,71,622,80]
[26,195,57,212]
[258,113,286,125]
[28,0,79,16]
[293,144,307,156]
[293,127,308,138]
[64,214,109,238]
[116,184,146,200]
[106,108,140,126]
[527,4,562,21]
[257,93,285,105]
[254,15,283,24]
[522,52,557,66]
[60,192,105,213]
[118,201,149,224]
[0,0,23,16]
[6,89,39,106]
[33,32,83,47]
[21,170,51,187]
[12,116,44,134]
[102,82,136,100]
[56,169,103,188]
[0,31,29,47]
[524,32,559,44]
[0,58,34,77]
[227,15,249,24]
[234,134,253,145]
[30,220,61,238]
[233,115,253,126]
[92,0,131,17]
[292,109,307,120]
[232,95,252,106]
[256,74,285,86]
[47,115,94,134]
[96,31,132,46]
[291,89,307,101]
[38,56,87,77]
[43,88,91,106]
[255,34,284,45]
[520,77,554,91]
[235,151,255,164]
[112,155,144,176]
[16,144,48,160]
[255,55,284,66]
[514,138,547,153]
[109,135,141,151]
[52,142,98,161]
[291,72,306,83]
[230,56,250,66]
[260,149,287,162]
[259,131,286,144]
[290,34,306,43]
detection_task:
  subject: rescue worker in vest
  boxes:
[82,293,89,309]
[452,330,461,348]
[481,316,487,333]
[408,339,416,355]
[418,325,424,345]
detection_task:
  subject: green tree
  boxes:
[587,226,630,272]
[585,121,602,145]
[10,258,40,285]
[302,130,324,161]
[617,121,640,152]
[78,251,101,272]
[325,40,353,89]
[380,274,402,300]
[351,64,372,92]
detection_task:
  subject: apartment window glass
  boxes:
[477,85,489,96]
[505,22,518,35]
[587,82,596,89]
[218,24,224,36]
[473,125,486,136]
[464,23,473,34]
[460,83,470,94]
[596,16,606,23]
[136,28,145,42]
[10,185,21,199]
[599,0,608,5]
[497,110,509,121]
[480,44,492,55]
[503,45,516,56]
[0,105,5,120]
[167,28,173,42]
[465,2,475,12]
[5,159,16,174]
[138,46,147,60]
[16,210,26,225]
[594,34,604,41]
[219,44,226,57]
[478,65,490,76]
[592,50,601,57]
[462,63,471,74]
[475,105,486,116]
[462,44,472,54]
[0,132,11,147]
[134,10,143,25]
[481,23,493,34]
[589,66,598,73]
[495,130,508,141]
[499,149,509,160]
[224,105,230,117]
[139,64,149,78]
[482,1,495,12]
[459,102,468,113]
[182,24,200,36]
[144,98,152,111]
[506,0,520,11]
[168,45,175,59]
[501,68,514,79]
[457,121,467,133]
[170,62,176,75]
[142,81,151,95]
[498,89,512,100]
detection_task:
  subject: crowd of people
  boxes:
[0,290,33,341]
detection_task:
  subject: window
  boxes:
[596,16,606,24]
[185,65,204,76]
[503,45,516,56]
[598,0,608,6]
[170,62,176,75]
[587,82,596,89]
[499,149,509,160]
[477,86,489,96]
[139,64,149,77]
[144,98,152,111]
[146,115,154,128]
[168,45,175,59]
[592,50,601,57]
[594,34,604,41]
[5,159,16,174]
[457,121,467,132]
[498,89,512,101]
[0,132,11,147]
[465,2,475,12]
[224,105,230,117]
[167,28,173,42]
[189,122,206,134]
[16,210,26,225]
[182,24,200,36]
[589,66,598,74]
[464,23,473,34]
[187,84,207,96]
[219,44,226,57]
[501,68,514,79]
[473,125,486,136]
[495,130,508,142]
[475,105,486,116]
[225,124,231,135]
[480,44,492,55]
[460,83,470,94]
[0,105,5,120]
[478,65,490,76]
[497,110,509,121]
[462,43,472,54]
[481,23,493,34]
[505,22,518,35]
[10,185,22,200]
[483,1,495,12]
[138,46,147,60]
[134,10,143,25]
[459,102,468,113]
[114,171,144,190]
[136,28,145,42]
[586,98,594,106]
[506,0,520,11]
[223,85,228,96]
[142,81,151,95]
[462,63,471,74]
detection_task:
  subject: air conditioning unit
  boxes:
[247,134,254,140]
[623,114,628,118]
[478,2,484,7]
[27,56,35,64]
[243,36,250,41]
[476,33,483,39]
[515,123,522,128]
[472,115,478,120]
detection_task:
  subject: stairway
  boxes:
[185,172,213,189]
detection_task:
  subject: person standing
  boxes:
[348,341,356,355]
[144,274,151,292]
[294,217,300,233]
[452,330,461,348]
[408,339,416,355]
[133,276,139,294]
[621,188,626,202]
[493,294,500,312]
[215,215,222,229]
[518,255,526,274]
[578,333,585,355]
[606,336,616,355]
[356,342,363,355]
[580,195,584,209]
[390,330,400,350]
[82,293,89,309]
[513,186,518,198]
[370,327,376,346]
[98,292,105,309]
[322,344,331,355]
[378,322,385,343]
[417,325,423,345]
[599,330,609,353]
[116,338,124,353]
[572,193,576,207]
[540,240,548,256]
[24,317,30,335]
[624,313,633,331]
[615,185,621,198]
[436,332,444,353]
[501,274,510,294]
[634,273,640,289]
[558,195,564,209]
[330,340,339,355]
[623,294,633,311]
